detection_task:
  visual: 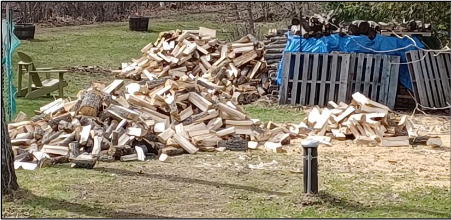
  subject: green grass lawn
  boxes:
[13,16,234,119]
[3,156,449,218]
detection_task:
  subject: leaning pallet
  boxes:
[279,52,351,106]
[406,50,451,108]
[346,53,400,109]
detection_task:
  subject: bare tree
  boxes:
[246,2,255,35]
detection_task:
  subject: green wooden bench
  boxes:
[16,52,69,99]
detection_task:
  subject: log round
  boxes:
[78,89,104,117]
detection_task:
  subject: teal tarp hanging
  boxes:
[1,8,21,121]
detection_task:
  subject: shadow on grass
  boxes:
[316,191,449,217]
[94,167,288,196]
[6,189,171,218]
[28,39,50,43]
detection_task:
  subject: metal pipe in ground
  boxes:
[301,139,319,194]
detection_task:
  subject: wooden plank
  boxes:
[300,54,310,105]
[381,136,410,147]
[423,50,440,107]
[354,53,365,94]
[428,52,446,106]
[278,53,291,104]
[386,56,400,109]
[363,54,373,95]
[436,53,451,104]
[328,54,339,101]
[371,55,382,100]
[378,55,390,104]
[308,54,320,105]
[417,50,435,106]
[346,53,357,103]
[318,54,329,106]
[290,53,302,105]
[407,51,428,106]
[445,54,451,86]
[337,54,350,103]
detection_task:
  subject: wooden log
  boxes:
[71,154,97,169]
[78,89,104,117]
[69,142,80,159]
[217,103,246,120]
[381,136,410,147]
[107,105,140,121]
[216,127,235,136]
[103,80,124,94]
[173,134,198,154]
[41,145,69,156]
[233,50,258,67]
[91,136,103,156]
[120,154,139,162]
[188,92,212,112]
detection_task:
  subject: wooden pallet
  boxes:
[346,53,401,109]
[279,52,350,106]
[406,50,451,108]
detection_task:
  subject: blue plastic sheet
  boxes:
[2,15,21,121]
[276,33,425,90]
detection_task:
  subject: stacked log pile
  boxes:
[289,12,432,40]
[115,27,268,105]
[263,29,287,101]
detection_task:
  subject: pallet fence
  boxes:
[279,52,401,109]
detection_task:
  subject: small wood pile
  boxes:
[115,27,269,105]
[300,92,441,147]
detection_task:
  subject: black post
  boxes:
[302,140,319,194]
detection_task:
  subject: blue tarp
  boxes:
[276,33,425,90]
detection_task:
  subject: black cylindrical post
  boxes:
[302,142,318,194]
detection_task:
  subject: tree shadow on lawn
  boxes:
[6,189,172,218]
[94,167,289,196]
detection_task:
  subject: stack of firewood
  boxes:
[115,27,269,105]
[10,75,272,169]
[9,82,441,170]
[296,92,442,148]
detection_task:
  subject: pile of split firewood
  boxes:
[115,27,269,105]
[297,92,442,147]
[10,75,270,170]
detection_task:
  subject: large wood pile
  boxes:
[115,27,268,105]
[10,59,305,170]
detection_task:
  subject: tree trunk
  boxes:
[1,106,19,195]
[246,2,255,35]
